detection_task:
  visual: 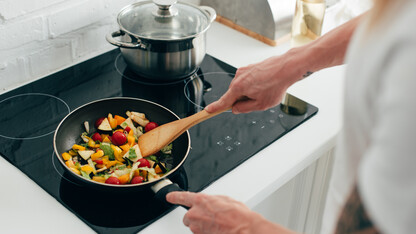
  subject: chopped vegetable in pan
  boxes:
[61,111,172,185]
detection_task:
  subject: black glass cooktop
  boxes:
[0,49,318,233]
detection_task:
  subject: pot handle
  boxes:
[199,6,217,23]
[152,179,189,210]
[106,30,141,48]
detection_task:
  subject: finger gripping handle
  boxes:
[154,183,189,210]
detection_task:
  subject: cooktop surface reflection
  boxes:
[0,49,318,233]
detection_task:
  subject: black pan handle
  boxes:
[152,179,190,210]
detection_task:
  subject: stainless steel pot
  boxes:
[106,0,216,81]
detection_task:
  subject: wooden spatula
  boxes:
[138,107,230,157]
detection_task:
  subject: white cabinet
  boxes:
[253,148,335,234]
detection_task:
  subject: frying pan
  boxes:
[53,97,190,206]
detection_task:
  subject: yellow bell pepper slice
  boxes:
[102,155,109,162]
[108,113,118,129]
[65,160,75,168]
[120,143,131,152]
[62,152,72,161]
[81,165,95,175]
[91,150,104,161]
[72,144,86,151]
[92,176,106,183]
[87,140,96,148]
[155,164,164,174]
[102,136,111,143]
[70,167,81,175]
[105,160,118,168]
[118,174,130,184]
[127,135,135,146]
[111,145,125,163]
[114,115,126,126]
[102,156,120,168]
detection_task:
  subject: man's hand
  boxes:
[205,53,304,114]
[166,191,296,234]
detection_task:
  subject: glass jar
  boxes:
[291,0,326,47]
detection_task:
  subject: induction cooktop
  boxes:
[0,49,318,233]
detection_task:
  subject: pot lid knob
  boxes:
[153,0,178,17]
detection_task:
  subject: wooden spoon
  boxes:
[138,107,230,157]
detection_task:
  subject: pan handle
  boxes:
[152,179,190,210]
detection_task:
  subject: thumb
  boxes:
[205,90,239,113]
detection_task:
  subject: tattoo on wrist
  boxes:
[302,71,313,79]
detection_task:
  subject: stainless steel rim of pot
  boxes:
[53,97,191,188]
[116,1,216,41]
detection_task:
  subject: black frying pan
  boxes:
[53,97,190,205]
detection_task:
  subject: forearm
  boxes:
[205,14,366,114]
[287,14,366,81]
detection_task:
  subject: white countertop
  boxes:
[0,21,345,233]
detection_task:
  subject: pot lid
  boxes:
[117,0,216,40]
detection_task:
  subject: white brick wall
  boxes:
[0,0,200,93]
